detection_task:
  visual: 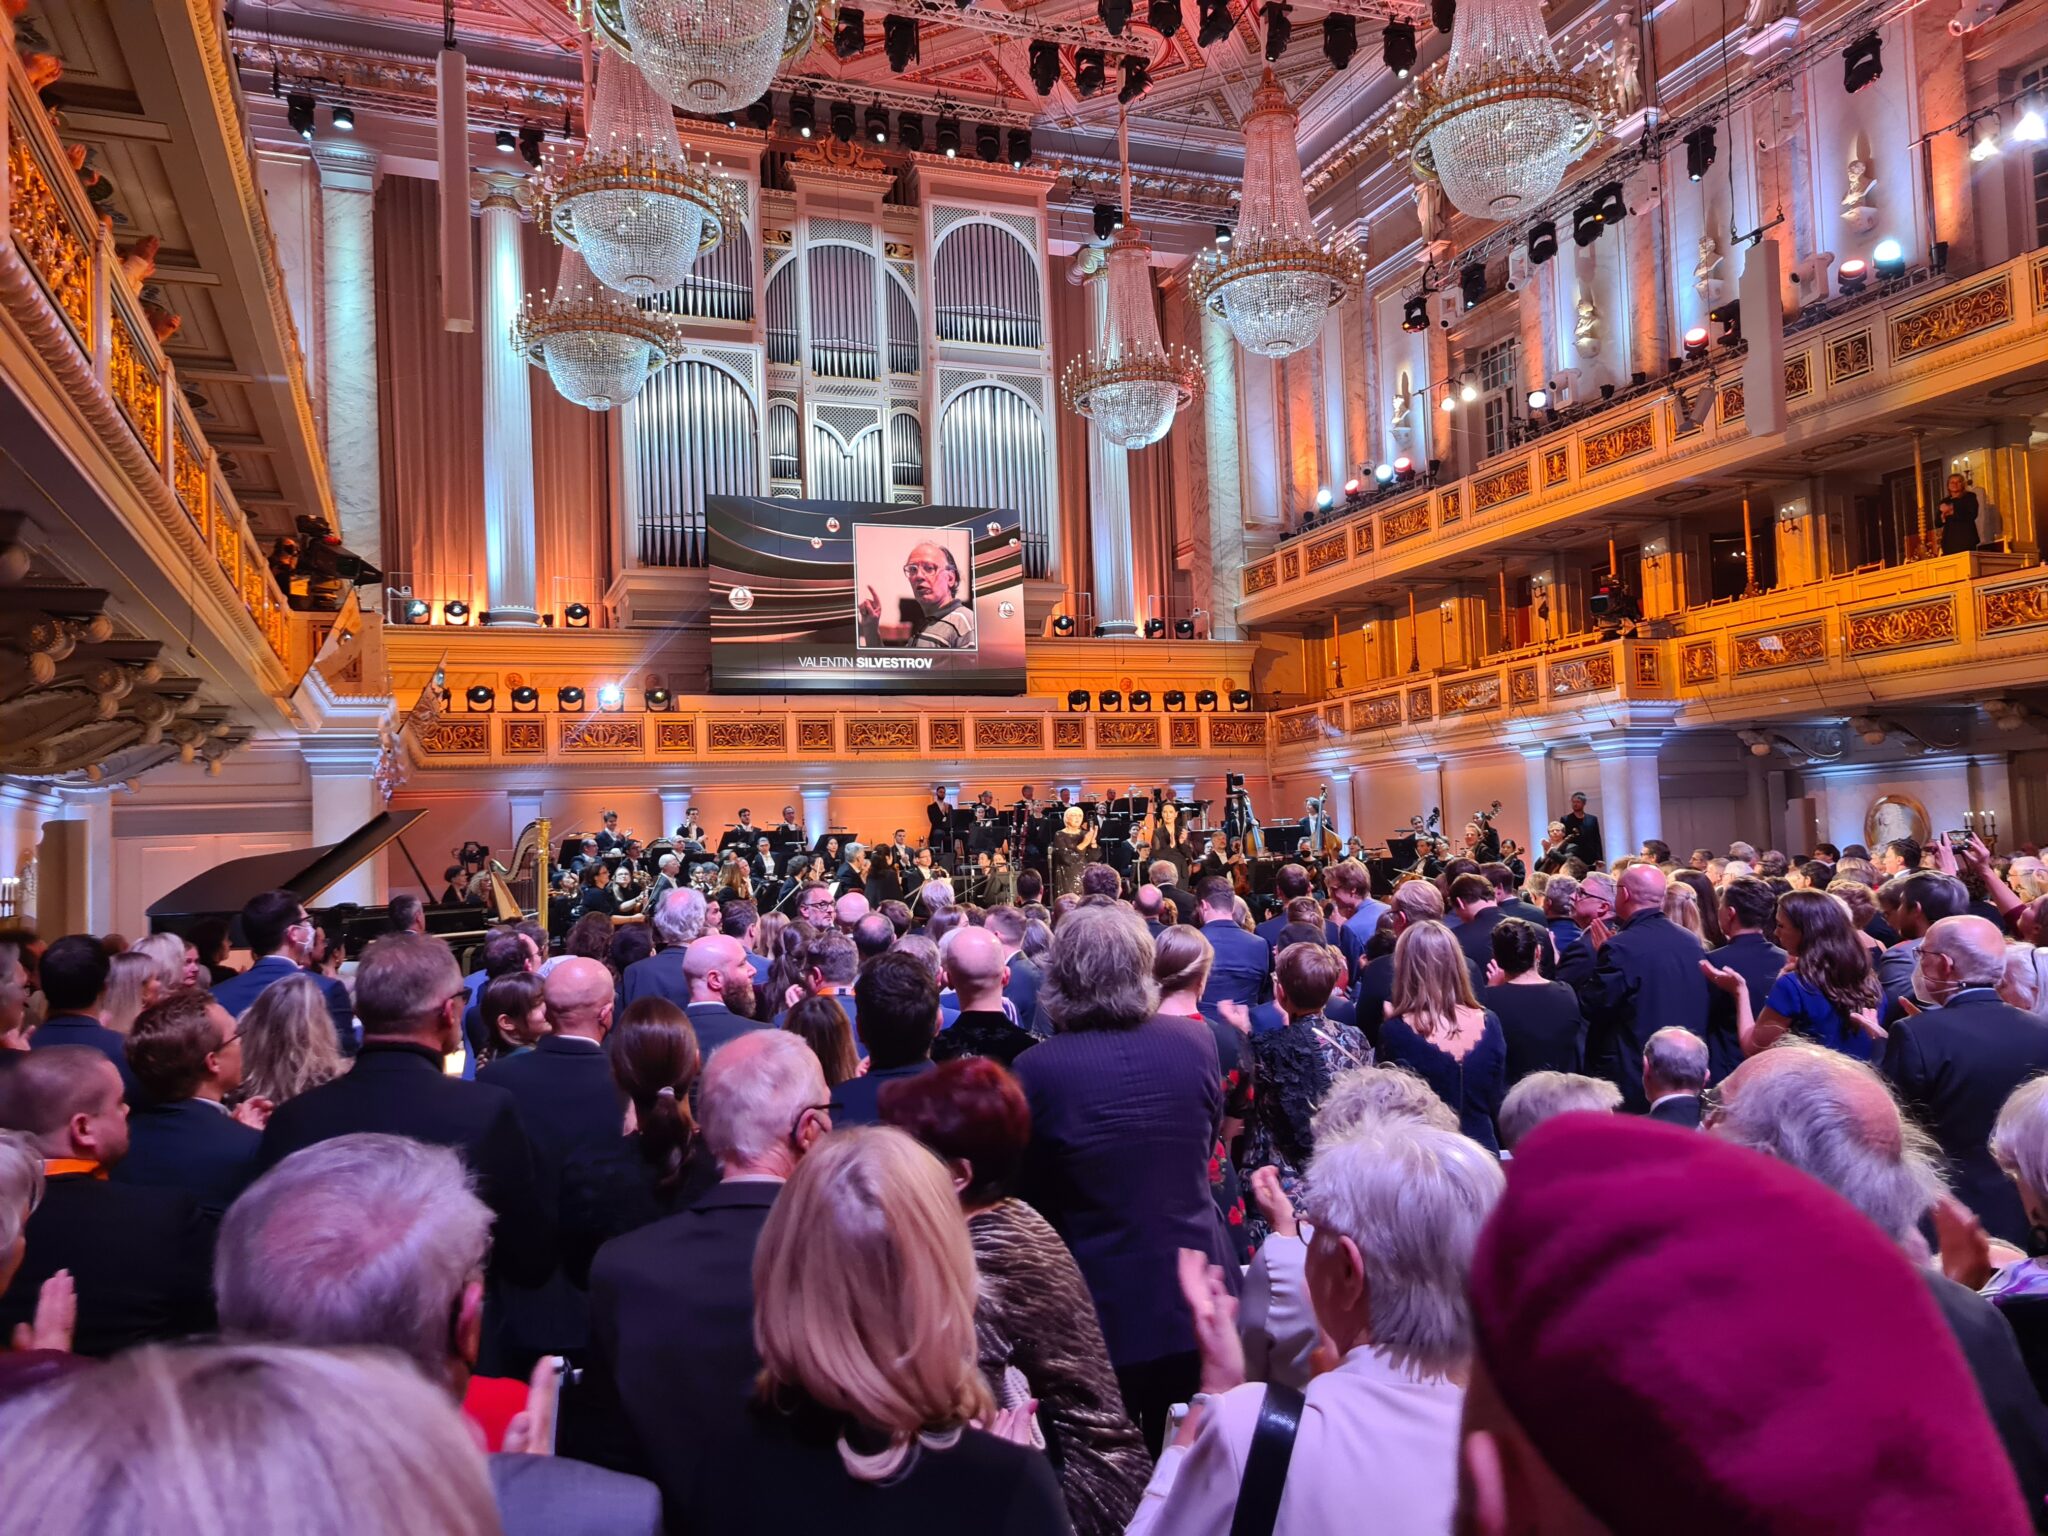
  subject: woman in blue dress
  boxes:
[1377,919,1509,1154]
[1702,888,1883,1059]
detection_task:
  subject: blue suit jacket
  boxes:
[213,956,354,1054]
[111,1097,261,1218]
[30,1013,141,1102]
[1199,919,1271,1010]
[619,948,690,1012]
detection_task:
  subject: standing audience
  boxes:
[1378,922,1508,1154]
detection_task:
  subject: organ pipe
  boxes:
[939,384,1050,577]
[631,361,760,566]
[806,245,879,380]
[932,224,1041,349]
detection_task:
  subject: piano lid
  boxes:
[147,809,427,921]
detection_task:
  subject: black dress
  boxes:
[1480,981,1586,1082]
[1050,831,1090,897]
[558,1133,720,1287]
[1379,1009,1509,1154]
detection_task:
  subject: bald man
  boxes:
[682,934,763,1056]
[932,926,1037,1068]
[858,539,976,649]
[834,890,870,934]
[478,955,622,1208]
[1576,863,1711,1112]
[1884,915,2048,1247]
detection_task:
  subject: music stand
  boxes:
[1262,824,1306,858]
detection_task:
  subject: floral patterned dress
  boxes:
[1238,1012,1370,1244]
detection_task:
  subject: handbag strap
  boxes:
[1228,1382,1305,1536]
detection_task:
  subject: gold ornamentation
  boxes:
[1439,488,1462,525]
[7,134,92,342]
[1508,666,1538,704]
[929,718,964,751]
[1890,275,2013,362]
[1280,548,1301,582]
[1542,445,1569,486]
[174,426,207,530]
[1439,674,1501,714]
[503,718,546,754]
[1983,580,2048,634]
[1053,719,1086,750]
[1243,560,1278,594]
[709,719,786,752]
[1547,653,1617,696]
[1169,716,1201,748]
[884,241,914,261]
[1382,503,1430,544]
[2034,254,2048,313]
[1680,642,1717,684]
[1633,647,1659,686]
[1827,331,1874,385]
[797,718,834,751]
[847,718,917,751]
[1784,352,1812,399]
[109,308,162,458]
[1096,717,1161,748]
[1207,717,1267,747]
[421,720,489,754]
[1407,686,1434,722]
[657,719,697,752]
[1352,521,1375,557]
[1350,694,1401,731]
[975,718,1044,751]
[1846,598,1956,654]
[1277,711,1321,744]
[1733,621,1825,672]
[214,512,239,582]
[1718,381,1744,424]
[1580,413,1654,471]
[561,718,644,752]
[1472,461,1531,513]
[1305,532,1348,573]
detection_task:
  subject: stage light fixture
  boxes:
[287,91,317,141]
[746,97,775,131]
[563,602,591,628]
[975,122,1001,161]
[1527,387,1549,410]
[1008,128,1032,167]
[1837,256,1869,294]
[597,683,625,712]
[518,124,546,167]
[1380,20,1415,76]
[510,686,539,712]
[1970,116,2001,162]
[1872,238,1905,279]
[1053,614,1077,636]
[1684,125,1716,182]
[1342,477,1360,497]
[867,105,890,144]
[1440,392,1458,413]
[1099,689,1124,711]
[1143,618,1166,638]
[1316,486,1335,509]
[1526,220,1558,264]
[897,112,925,151]
[1402,293,1430,332]
[1165,688,1188,709]
[833,6,866,59]
[1075,49,1107,96]
[466,684,495,710]
[1119,56,1151,104]
[1458,372,1479,403]
[443,600,470,625]
[1573,200,1604,247]
[402,598,430,624]
[1261,1,1292,60]
[1197,0,1232,47]
[830,100,857,143]
[935,114,960,157]
[1593,181,1626,224]
[790,93,816,138]
[1393,455,1415,477]
[883,14,918,70]
[1321,14,1358,69]
[1709,299,1741,344]
[1215,223,1232,245]
[332,104,356,132]
[1067,688,1092,710]
[558,686,585,710]
[2018,99,2047,143]
[1147,0,1183,35]
[1229,688,1253,711]
[644,686,673,711]
[1028,38,1059,94]
[1093,203,1120,240]
[1842,32,1881,94]
[1682,323,1710,358]
[1459,261,1486,310]
[1432,0,1455,31]
[1099,0,1133,35]
[1174,619,1195,638]
[1130,689,1153,709]
[1374,463,1395,485]
[495,127,517,154]
[1196,689,1220,712]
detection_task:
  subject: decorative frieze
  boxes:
[929,717,964,751]
[1680,642,1718,684]
[1632,648,1659,686]
[1208,717,1267,747]
[420,720,489,754]
[1546,653,1617,697]
[709,719,787,752]
[1382,503,1430,544]
[1580,413,1655,472]
[1352,520,1374,557]
[1845,598,1956,654]
[846,717,917,751]
[1280,547,1301,582]
[1733,621,1826,672]
[1096,717,1161,748]
[797,718,835,751]
[108,307,162,459]
[1052,718,1086,750]
[1406,685,1434,722]
[1890,274,2013,362]
[502,718,545,754]
[1542,446,1569,486]
[1277,710,1322,744]
[1981,580,2048,634]
[1304,532,1348,573]
[1784,352,1812,399]
[174,424,207,530]
[7,133,92,343]
[974,718,1044,751]
[1439,673,1501,714]
[1827,330,1874,385]
[1438,488,1461,525]
[1243,559,1278,595]
[1718,382,1744,424]
[1508,666,1538,704]
[1472,461,1531,513]
[1350,694,1401,731]
[656,719,697,752]
[1169,716,1200,748]
[561,718,644,752]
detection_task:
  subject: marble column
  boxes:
[1594,748,1633,864]
[55,787,115,936]
[800,786,831,844]
[1521,747,1552,846]
[1329,768,1356,843]
[313,144,383,565]
[477,171,538,626]
[1591,731,1665,860]
[1075,250,1137,636]
[658,788,692,841]
[303,747,387,907]
[1200,308,1245,640]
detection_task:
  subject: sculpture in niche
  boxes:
[1413,183,1450,257]
[1608,13,1642,116]
[1841,155,1879,233]
[1573,292,1603,359]
[1744,0,1797,29]
[1694,235,1727,302]
[1390,369,1415,445]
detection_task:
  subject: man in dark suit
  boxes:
[678,934,765,1057]
[1707,877,1790,1084]
[1149,858,1200,929]
[926,785,953,846]
[254,932,552,1288]
[216,1134,661,1536]
[480,956,622,1177]
[834,950,939,1125]
[1485,862,1549,930]
[1449,872,1509,975]
[982,906,1043,1032]
[27,934,140,1102]
[593,809,629,855]
[590,1030,831,1528]
[1197,876,1271,1011]
[113,989,260,1217]
[1876,871,1970,1023]
[1578,866,1711,1112]
[618,887,709,1012]
[1134,883,1169,938]
[1642,1026,1708,1129]
[0,1046,214,1354]
[1885,916,2048,1247]
[1559,790,1604,868]
[211,890,354,1054]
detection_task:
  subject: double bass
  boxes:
[1312,782,1343,862]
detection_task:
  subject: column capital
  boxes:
[1517,744,1551,763]
[1587,726,1669,758]
[312,142,382,194]
[472,169,532,216]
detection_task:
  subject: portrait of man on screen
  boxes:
[857,535,976,650]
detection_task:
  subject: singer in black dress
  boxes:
[1050,806,1096,898]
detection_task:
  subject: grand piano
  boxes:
[147,812,551,958]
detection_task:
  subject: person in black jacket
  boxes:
[0,1046,214,1355]
[1709,877,1790,1083]
[26,935,140,1103]
[254,932,552,1290]
[1641,1026,1708,1129]
[1578,866,1712,1112]
[1480,917,1585,1082]
[1558,791,1604,868]
[112,988,260,1218]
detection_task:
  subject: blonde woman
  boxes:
[234,974,348,1111]
[707,1126,1068,1535]
[1662,880,1707,944]
[130,932,193,993]
[1376,919,1508,1153]
[99,951,161,1036]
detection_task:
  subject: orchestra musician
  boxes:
[926,786,953,847]
[1197,829,1231,881]
[1049,806,1097,897]
[775,805,805,841]
[903,845,937,899]
[594,809,630,854]
[674,807,707,848]
[865,842,905,905]
[983,852,1016,906]
[718,808,759,853]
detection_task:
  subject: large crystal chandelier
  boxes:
[1189,71,1367,360]
[513,248,688,411]
[535,54,742,298]
[1062,112,1201,449]
[592,0,797,115]
[1384,0,1606,219]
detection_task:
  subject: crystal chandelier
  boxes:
[1189,71,1367,359]
[588,0,798,115]
[513,248,688,411]
[1384,0,1606,219]
[535,54,743,298]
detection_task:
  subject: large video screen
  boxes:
[708,497,1027,695]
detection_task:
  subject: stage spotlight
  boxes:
[834,6,866,59]
[1316,486,1335,509]
[558,686,585,710]
[1458,372,1479,403]
[495,127,517,154]
[518,124,546,166]
[1402,293,1430,332]
[1196,689,1219,711]
[1053,614,1077,636]
[1969,115,2001,162]
[867,105,890,144]
[1593,181,1626,224]
[332,103,356,132]
[1432,0,1455,31]
[1067,688,1092,710]
[1099,0,1133,35]
[1165,688,1188,709]
[644,686,673,711]
[510,686,539,712]
[1684,124,1716,182]
[1008,128,1032,166]
[1174,618,1195,638]
[1343,477,1361,496]
[1682,323,1710,358]
[1215,223,1232,245]
[1709,299,1741,344]
[564,602,591,628]
[1872,238,1905,279]
[883,14,918,70]
[1526,220,1558,264]
[1380,19,1415,76]
[1368,463,1390,485]
[596,683,625,712]
[746,97,774,131]
[790,93,816,138]
[1837,256,1869,294]
[830,100,857,142]
[466,684,495,710]
[1028,38,1059,95]
[1261,1,1292,60]
[287,91,317,141]
[1440,392,1458,413]
[936,114,960,157]
[403,598,430,624]
[1147,0,1182,35]
[1197,0,1232,46]
[1842,32,1881,93]
[898,112,925,151]
[1393,455,1415,478]
[1130,688,1153,709]
[1573,200,1603,247]
[1459,261,1486,310]
[2019,98,2047,143]
[1144,618,1167,638]
[1099,689,1124,711]
[1075,49,1107,96]
[1229,688,1253,711]
[1119,56,1151,104]
[443,600,470,625]
[975,122,1002,161]
[1320,14,1357,68]
[1093,203,1120,240]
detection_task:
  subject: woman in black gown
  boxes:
[1049,806,1097,898]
